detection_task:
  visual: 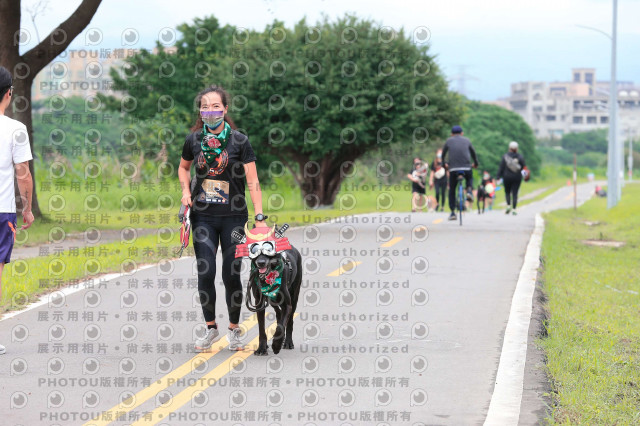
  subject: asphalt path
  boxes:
[0,182,599,425]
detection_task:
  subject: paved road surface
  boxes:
[0,182,598,425]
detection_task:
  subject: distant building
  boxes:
[498,68,640,140]
[32,46,178,102]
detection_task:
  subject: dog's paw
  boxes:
[272,339,283,354]
[254,344,269,356]
[283,339,294,350]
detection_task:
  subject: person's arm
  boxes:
[428,168,434,188]
[497,156,505,181]
[244,162,266,227]
[407,172,418,183]
[469,143,479,168]
[441,143,449,168]
[179,158,193,207]
[15,162,34,230]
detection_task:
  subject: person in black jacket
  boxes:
[429,149,448,212]
[441,125,479,220]
[497,141,526,215]
[178,85,267,352]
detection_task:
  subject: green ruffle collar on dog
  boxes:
[252,258,284,300]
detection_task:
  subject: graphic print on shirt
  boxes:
[199,178,230,204]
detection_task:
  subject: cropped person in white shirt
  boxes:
[0,65,35,355]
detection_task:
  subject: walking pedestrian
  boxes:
[497,141,526,215]
[407,158,428,212]
[178,85,267,351]
[0,66,35,355]
[429,149,448,212]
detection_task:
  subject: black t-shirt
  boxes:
[181,129,257,217]
[409,167,427,193]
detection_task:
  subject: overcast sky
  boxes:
[18,0,640,100]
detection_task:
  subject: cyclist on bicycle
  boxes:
[441,125,479,221]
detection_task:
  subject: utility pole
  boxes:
[628,130,633,181]
[574,153,578,210]
[607,0,619,208]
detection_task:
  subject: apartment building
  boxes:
[500,68,640,140]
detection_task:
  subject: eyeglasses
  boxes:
[248,241,276,259]
[9,86,13,96]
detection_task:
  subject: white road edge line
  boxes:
[0,257,194,322]
[484,213,544,425]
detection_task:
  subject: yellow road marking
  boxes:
[131,315,299,425]
[564,192,575,200]
[380,236,403,247]
[327,260,362,276]
[85,315,258,426]
[432,218,443,224]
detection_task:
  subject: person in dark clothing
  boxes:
[429,149,448,212]
[477,170,495,214]
[407,158,428,212]
[441,125,479,221]
[496,141,526,215]
[179,85,267,352]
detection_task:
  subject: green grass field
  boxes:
[540,183,640,424]
[1,233,172,313]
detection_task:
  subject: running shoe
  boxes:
[448,213,457,221]
[505,207,512,214]
[512,209,518,215]
[228,327,244,351]
[195,327,220,351]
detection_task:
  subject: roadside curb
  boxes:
[484,214,545,425]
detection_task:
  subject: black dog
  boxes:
[477,184,487,214]
[234,224,303,356]
[249,246,302,355]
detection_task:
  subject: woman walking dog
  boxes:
[178,85,267,351]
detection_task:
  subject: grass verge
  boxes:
[540,183,640,424]
[1,233,174,314]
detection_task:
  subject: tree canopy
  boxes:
[560,128,608,154]
[102,14,464,206]
[462,101,540,176]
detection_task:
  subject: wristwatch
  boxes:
[254,213,268,222]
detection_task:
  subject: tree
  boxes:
[104,14,463,207]
[462,101,540,177]
[0,0,103,217]
[98,16,255,177]
[231,16,462,206]
[560,128,608,154]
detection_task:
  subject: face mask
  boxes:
[437,154,442,159]
[484,174,490,179]
[201,110,224,129]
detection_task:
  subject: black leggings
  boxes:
[448,170,473,212]
[434,179,447,207]
[503,177,522,208]
[191,214,246,324]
